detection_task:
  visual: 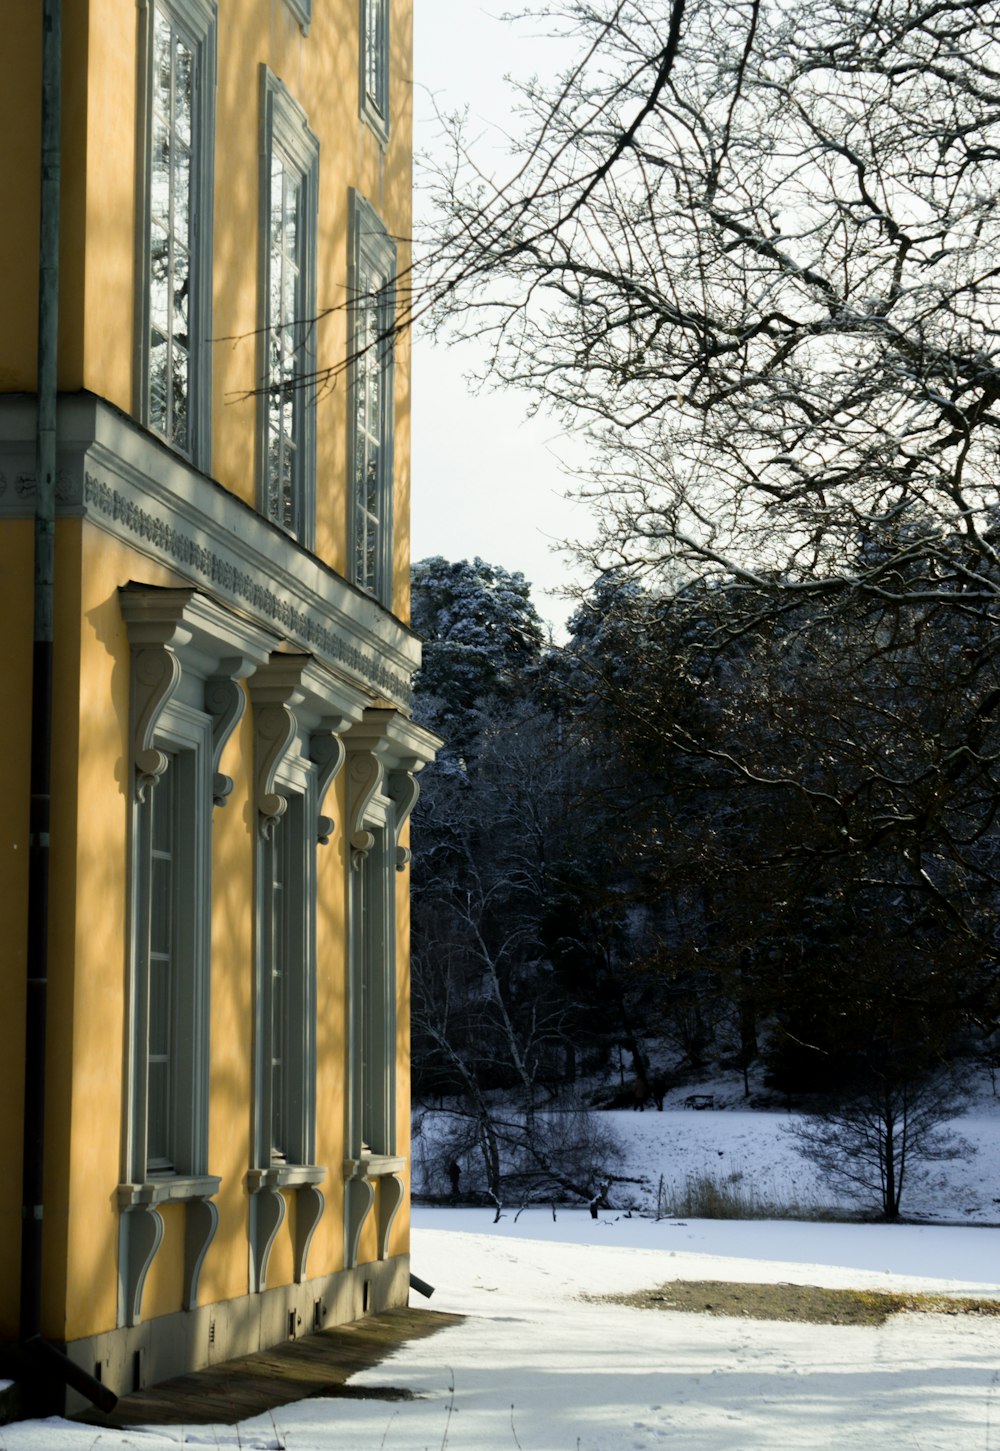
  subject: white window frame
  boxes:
[257,68,320,547]
[131,701,213,1184]
[134,0,217,471]
[117,589,274,1329]
[350,805,396,1157]
[359,0,390,141]
[254,756,319,1175]
[348,192,396,608]
[284,0,311,36]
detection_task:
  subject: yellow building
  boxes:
[1,0,437,1410]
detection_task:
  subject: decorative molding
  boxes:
[344,1174,375,1271]
[183,1197,219,1310]
[345,747,386,867]
[85,464,413,701]
[294,1185,325,1283]
[131,645,183,802]
[254,701,297,838]
[118,1204,164,1329]
[377,1174,405,1261]
[249,1186,287,1294]
[387,768,420,871]
[344,708,442,867]
[205,676,247,807]
[0,392,421,705]
[312,730,347,845]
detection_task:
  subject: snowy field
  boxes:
[5,1103,1000,1450]
[414,1101,1000,1222]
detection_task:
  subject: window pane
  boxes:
[148,760,175,1171]
[147,4,196,455]
[264,142,310,538]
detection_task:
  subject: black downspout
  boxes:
[20,0,117,1416]
[20,0,62,1353]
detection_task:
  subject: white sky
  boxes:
[411,4,590,637]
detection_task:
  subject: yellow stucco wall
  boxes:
[1,0,413,615]
[3,0,416,1349]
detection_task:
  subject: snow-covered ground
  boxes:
[5,1104,1000,1450]
[415,1100,1000,1222]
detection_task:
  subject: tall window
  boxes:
[360,0,389,138]
[259,70,319,545]
[137,0,216,469]
[349,194,396,605]
[130,710,212,1184]
[261,789,312,1168]
[355,825,394,1154]
[147,754,179,1171]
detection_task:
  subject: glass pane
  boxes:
[149,954,170,1057]
[365,451,379,519]
[153,11,172,107]
[174,35,193,149]
[173,140,191,244]
[149,330,168,433]
[147,1059,170,1165]
[270,155,285,247]
[172,246,189,343]
[284,174,299,263]
[151,135,170,234]
[149,231,170,332]
[172,343,189,450]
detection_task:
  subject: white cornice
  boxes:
[0,393,421,707]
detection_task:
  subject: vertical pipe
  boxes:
[21,0,61,1345]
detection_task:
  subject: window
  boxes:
[259,70,319,545]
[136,0,216,470]
[359,0,389,139]
[349,194,396,606]
[342,710,438,1268]
[247,655,356,1290]
[118,588,274,1327]
[258,783,315,1171]
[354,822,394,1154]
[134,714,211,1181]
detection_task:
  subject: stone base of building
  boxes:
[58,1254,410,1414]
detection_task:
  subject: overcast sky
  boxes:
[410,5,588,637]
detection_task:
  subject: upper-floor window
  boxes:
[360,0,389,139]
[258,70,320,546]
[349,193,396,606]
[136,0,216,470]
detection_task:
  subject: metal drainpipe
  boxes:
[21,0,62,1351]
[20,0,117,1415]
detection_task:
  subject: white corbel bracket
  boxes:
[250,651,364,840]
[119,586,276,805]
[312,729,347,845]
[387,766,421,871]
[344,709,442,869]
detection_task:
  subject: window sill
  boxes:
[247,1164,326,1192]
[118,1174,221,1208]
[344,1152,406,1180]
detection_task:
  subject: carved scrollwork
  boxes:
[312,730,347,846]
[387,768,420,872]
[254,702,296,839]
[294,1185,325,1283]
[249,1185,287,1293]
[347,749,384,868]
[183,1197,220,1310]
[205,676,247,808]
[377,1173,405,1260]
[132,646,183,802]
[118,1203,164,1328]
[344,1174,376,1270]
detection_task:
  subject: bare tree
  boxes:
[789,1073,969,1220]
[423,0,1000,610]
